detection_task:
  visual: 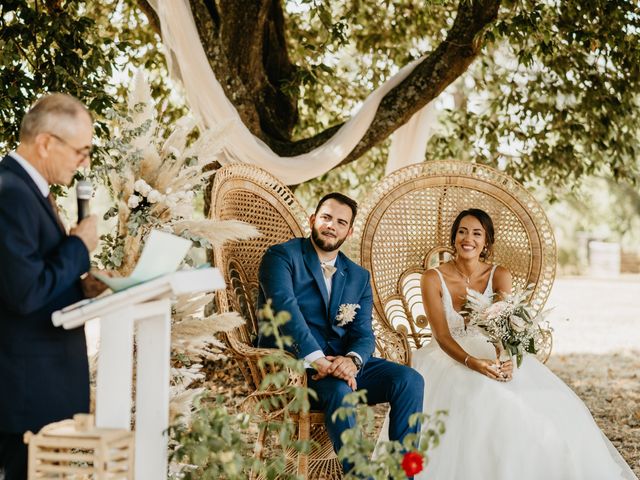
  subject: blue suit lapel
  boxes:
[302,238,329,309]
[329,254,348,326]
[2,155,62,234]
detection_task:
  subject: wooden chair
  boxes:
[209,164,342,479]
[352,161,556,363]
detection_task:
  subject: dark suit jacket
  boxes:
[257,237,375,367]
[0,154,90,433]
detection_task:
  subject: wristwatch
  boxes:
[346,353,362,372]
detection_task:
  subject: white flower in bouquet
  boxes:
[147,189,164,204]
[133,179,152,196]
[127,194,141,209]
[465,286,546,367]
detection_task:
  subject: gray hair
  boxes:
[19,93,93,142]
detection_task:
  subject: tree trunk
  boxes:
[139,0,501,171]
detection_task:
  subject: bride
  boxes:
[382,208,637,479]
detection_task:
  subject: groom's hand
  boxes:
[326,355,358,390]
[311,357,333,380]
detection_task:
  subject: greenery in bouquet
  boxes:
[465,286,547,367]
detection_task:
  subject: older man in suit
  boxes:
[0,93,101,480]
[257,192,424,472]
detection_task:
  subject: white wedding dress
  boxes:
[378,266,638,480]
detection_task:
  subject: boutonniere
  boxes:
[336,303,360,327]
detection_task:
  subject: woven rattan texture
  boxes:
[354,161,556,353]
[210,164,341,479]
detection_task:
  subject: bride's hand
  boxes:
[499,359,514,381]
[466,356,505,381]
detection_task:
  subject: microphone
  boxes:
[76,180,93,222]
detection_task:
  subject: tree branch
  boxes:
[268,0,501,164]
[136,0,161,35]
[143,0,500,173]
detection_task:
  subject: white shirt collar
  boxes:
[8,151,50,197]
[321,256,337,267]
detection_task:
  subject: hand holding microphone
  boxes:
[69,179,98,252]
[76,179,92,222]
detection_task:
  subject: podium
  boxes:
[52,268,225,479]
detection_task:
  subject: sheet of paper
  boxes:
[94,230,192,291]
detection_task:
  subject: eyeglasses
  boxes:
[48,133,93,160]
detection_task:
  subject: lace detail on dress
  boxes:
[433,265,497,339]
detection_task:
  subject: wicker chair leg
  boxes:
[250,424,268,480]
[297,412,310,477]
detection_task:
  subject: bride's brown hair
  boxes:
[450,208,495,260]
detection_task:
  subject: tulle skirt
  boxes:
[378,335,637,480]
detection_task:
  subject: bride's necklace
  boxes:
[451,260,483,285]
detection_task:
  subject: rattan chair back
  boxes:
[210,163,309,385]
[353,161,556,353]
[209,164,343,479]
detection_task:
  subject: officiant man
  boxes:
[257,192,424,473]
[0,93,105,480]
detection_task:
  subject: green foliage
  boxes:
[169,303,310,479]
[285,1,640,200]
[429,0,640,189]
[334,390,446,479]
[170,302,446,478]
[0,0,183,157]
[0,0,117,149]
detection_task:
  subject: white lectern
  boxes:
[52,268,225,480]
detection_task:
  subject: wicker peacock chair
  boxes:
[209,163,342,479]
[351,161,556,364]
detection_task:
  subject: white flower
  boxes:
[336,303,360,327]
[147,189,164,204]
[133,179,152,196]
[484,301,508,320]
[509,314,528,332]
[127,194,141,209]
[165,195,178,208]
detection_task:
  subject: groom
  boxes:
[257,192,424,470]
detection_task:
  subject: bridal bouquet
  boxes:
[465,287,546,367]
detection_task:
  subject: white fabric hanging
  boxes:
[386,101,439,175]
[148,0,437,185]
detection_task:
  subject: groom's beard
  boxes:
[311,225,348,252]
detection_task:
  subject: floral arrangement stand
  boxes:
[24,414,134,479]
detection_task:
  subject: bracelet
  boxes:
[464,355,471,368]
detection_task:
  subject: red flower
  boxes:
[401,451,424,477]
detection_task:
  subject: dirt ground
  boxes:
[543,275,640,476]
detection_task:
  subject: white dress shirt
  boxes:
[8,151,50,197]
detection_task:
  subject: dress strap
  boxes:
[433,268,455,311]
[483,264,499,296]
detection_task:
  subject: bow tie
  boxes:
[320,262,337,279]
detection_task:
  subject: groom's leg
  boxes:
[357,357,425,444]
[307,374,356,454]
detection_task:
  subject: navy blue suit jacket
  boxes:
[0,154,90,433]
[257,237,375,367]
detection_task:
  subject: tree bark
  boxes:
[139,0,501,170]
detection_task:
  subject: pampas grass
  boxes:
[95,70,259,432]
